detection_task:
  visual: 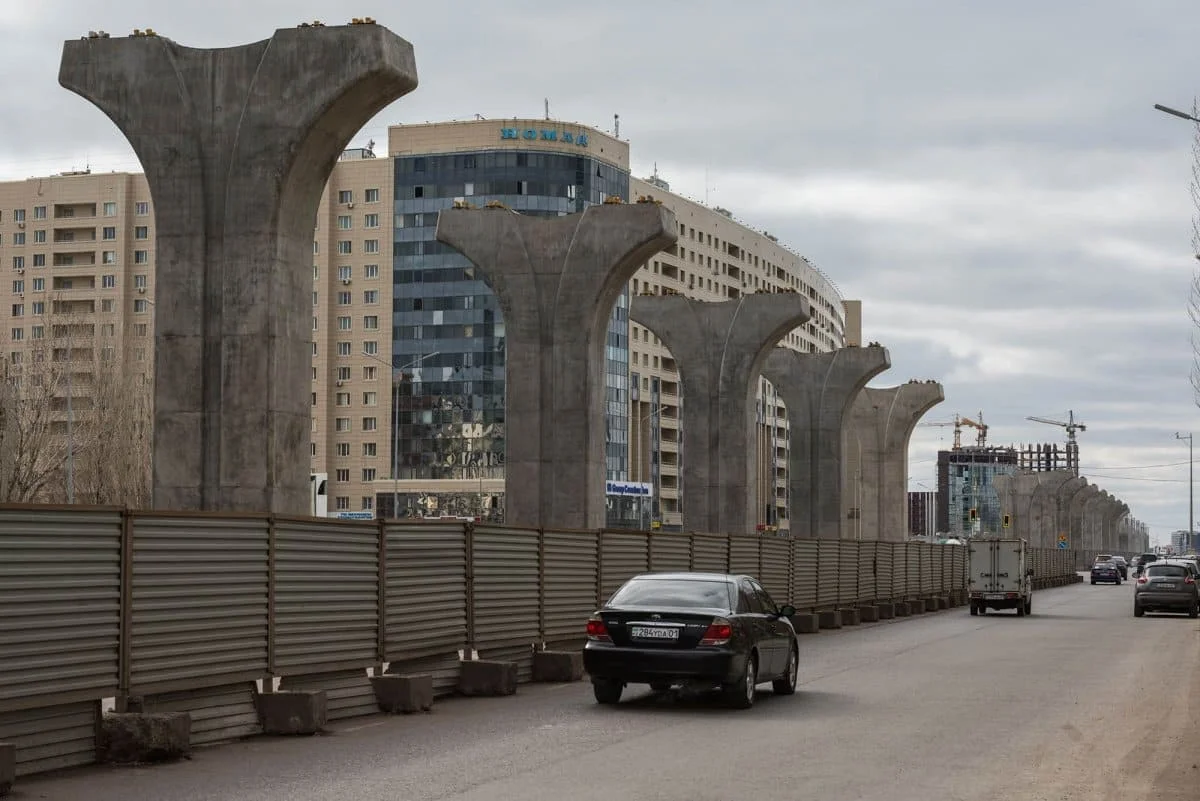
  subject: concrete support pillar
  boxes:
[761,344,890,539]
[59,27,419,514]
[1082,490,1108,552]
[629,294,812,534]
[437,203,676,530]
[1106,500,1129,553]
[1055,476,1086,550]
[1067,483,1099,552]
[844,381,944,541]
[993,472,1039,543]
[1031,471,1074,549]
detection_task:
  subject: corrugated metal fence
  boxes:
[0,506,1081,778]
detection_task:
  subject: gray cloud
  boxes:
[4,0,1199,541]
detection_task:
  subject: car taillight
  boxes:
[1187,576,1196,585]
[700,617,733,646]
[1137,577,1148,584]
[586,615,611,642]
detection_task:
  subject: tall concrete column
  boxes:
[1055,476,1086,549]
[60,26,419,514]
[994,472,1039,543]
[436,203,676,530]
[1068,483,1100,552]
[1083,490,1109,552]
[761,344,890,539]
[1032,471,1074,549]
[1104,498,1129,552]
[629,294,811,534]
[845,380,944,541]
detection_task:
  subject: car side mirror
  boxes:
[778,604,796,618]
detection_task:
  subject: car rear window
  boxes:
[1147,565,1189,578]
[608,578,734,609]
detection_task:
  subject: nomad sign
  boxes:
[500,128,590,147]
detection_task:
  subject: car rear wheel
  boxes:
[723,653,757,709]
[1024,599,1032,616]
[649,681,672,693]
[969,603,978,616]
[1134,603,1144,618]
[592,679,623,705]
[1190,602,1198,619]
[773,645,798,696]
[1090,579,1096,585]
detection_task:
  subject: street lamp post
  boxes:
[1178,432,1194,552]
[361,349,438,518]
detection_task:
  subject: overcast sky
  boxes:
[3,1,1199,544]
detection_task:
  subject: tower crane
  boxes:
[1026,410,1086,475]
[917,412,989,449]
[959,411,988,447]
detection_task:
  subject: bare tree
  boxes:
[0,330,74,502]
[74,355,152,507]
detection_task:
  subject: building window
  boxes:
[337,241,352,255]
[103,202,117,216]
[102,227,117,240]
[11,257,22,269]
[312,316,318,331]
[363,290,378,304]
[361,497,374,511]
[364,214,379,229]
[337,291,351,305]
[338,190,352,204]
[32,278,43,291]
[135,226,148,240]
[100,323,115,336]
[337,316,351,331]
[134,323,147,336]
[362,417,377,431]
[338,366,351,381]
[364,239,379,254]
[364,264,379,279]
[33,206,46,219]
[337,215,352,230]
[136,202,149,215]
[12,209,24,222]
[335,418,351,432]
[362,391,377,406]
[363,315,379,330]
[101,300,114,313]
[364,188,379,203]
[134,250,148,264]
[338,266,352,281]
[102,275,116,288]
[335,443,351,457]
[10,305,22,317]
[32,254,44,267]
[336,392,351,406]
[33,230,45,243]
[363,365,377,380]
[363,442,377,457]
[10,328,22,341]
[102,251,117,264]
[134,300,149,313]
[11,280,22,293]
[336,469,350,482]
[30,325,43,339]
[362,468,377,482]
[12,232,24,245]
[363,341,378,356]
[31,302,44,315]
[337,341,351,356]
[335,496,350,510]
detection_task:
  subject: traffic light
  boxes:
[1002,514,1011,528]
[969,508,977,521]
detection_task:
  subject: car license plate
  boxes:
[1158,583,1176,590]
[984,594,1006,600]
[630,626,679,641]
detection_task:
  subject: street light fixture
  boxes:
[360,349,439,518]
[1178,432,1194,552]
[1155,103,1200,124]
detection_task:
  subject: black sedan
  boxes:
[582,571,799,709]
[1091,561,1122,585]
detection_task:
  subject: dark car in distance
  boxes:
[582,572,799,709]
[1091,561,1122,585]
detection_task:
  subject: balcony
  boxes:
[53,203,97,220]
[53,251,97,267]
[53,226,97,243]
[52,276,96,292]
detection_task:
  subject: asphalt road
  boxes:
[22,577,1200,801]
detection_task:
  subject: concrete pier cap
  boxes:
[436,201,677,530]
[845,380,944,541]
[59,23,419,514]
[762,343,891,539]
[630,293,812,534]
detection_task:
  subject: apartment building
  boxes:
[0,171,156,502]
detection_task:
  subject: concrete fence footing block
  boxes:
[936,596,950,610]
[817,610,842,630]
[458,659,518,696]
[532,650,584,682]
[98,712,191,764]
[791,613,820,634]
[858,605,880,623]
[259,690,327,735]
[877,602,895,619]
[924,598,939,613]
[0,742,13,797]
[371,674,433,714]
[893,601,911,617]
[840,608,861,626]
[910,599,926,614]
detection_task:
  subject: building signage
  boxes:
[500,127,589,147]
[605,481,653,497]
[334,511,375,520]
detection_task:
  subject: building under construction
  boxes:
[936,448,1019,538]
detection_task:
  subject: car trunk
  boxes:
[600,606,725,649]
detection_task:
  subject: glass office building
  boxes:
[383,134,631,519]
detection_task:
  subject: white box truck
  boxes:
[968,538,1034,617]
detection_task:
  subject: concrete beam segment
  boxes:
[1032,471,1075,549]
[1099,496,1128,553]
[1082,491,1109,553]
[1054,476,1086,548]
[845,381,944,541]
[629,294,812,534]
[1067,482,1099,551]
[59,26,419,514]
[994,472,1040,544]
[762,344,891,539]
[437,203,676,530]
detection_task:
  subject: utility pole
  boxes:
[1178,432,1194,552]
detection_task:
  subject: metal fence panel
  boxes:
[760,538,791,604]
[792,541,818,609]
[648,533,691,572]
[920,544,935,595]
[280,669,376,721]
[729,536,761,577]
[0,508,121,711]
[385,653,462,698]
[0,700,98,777]
[875,543,895,601]
[274,519,378,673]
[472,526,540,652]
[931,546,946,593]
[906,544,922,598]
[144,682,260,746]
[858,542,878,602]
[600,531,651,599]
[130,515,269,693]
[816,541,839,608]
[543,529,599,647]
[837,542,860,606]
[384,523,468,662]
[691,535,729,573]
